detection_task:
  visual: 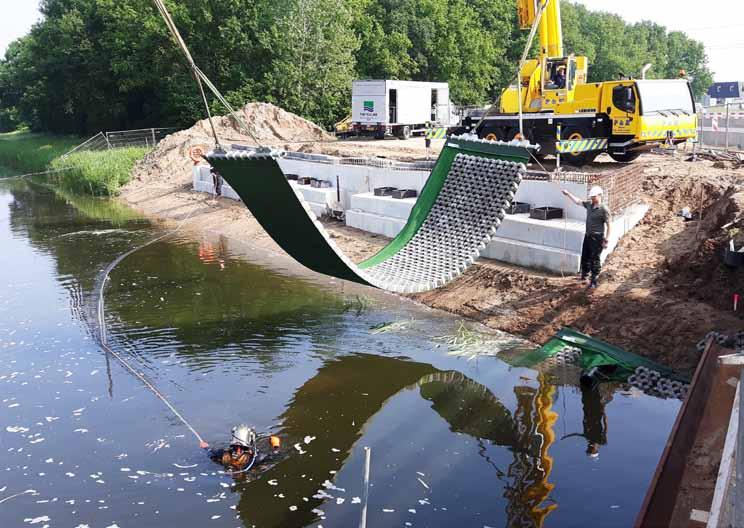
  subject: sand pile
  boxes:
[126,102,334,189]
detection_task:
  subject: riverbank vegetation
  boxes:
[0,0,712,135]
[50,147,149,196]
[0,132,78,174]
[0,132,147,196]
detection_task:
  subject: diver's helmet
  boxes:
[231,424,256,448]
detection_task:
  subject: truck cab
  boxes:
[601,79,697,161]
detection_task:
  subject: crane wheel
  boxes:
[561,126,599,167]
[608,151,642,163]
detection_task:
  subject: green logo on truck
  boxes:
[363,100,374,113]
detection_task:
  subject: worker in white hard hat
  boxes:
[562,185,612,289]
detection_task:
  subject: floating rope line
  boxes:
[95,207,206,446]
[0,490,38,505]
[0,167,73,181]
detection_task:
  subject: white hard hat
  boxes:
[231,424,256,448]
[588,186,603,198]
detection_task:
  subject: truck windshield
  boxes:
[636,80,694,115]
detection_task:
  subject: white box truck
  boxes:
[351,80,458,139]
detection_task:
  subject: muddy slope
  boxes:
[415,155,744,371]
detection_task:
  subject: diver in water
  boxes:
[200,424,281,473]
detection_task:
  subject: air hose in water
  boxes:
[95,207,207,447]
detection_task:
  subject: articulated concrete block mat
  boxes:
[206,136,532,293]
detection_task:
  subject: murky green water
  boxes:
[0,178,681,528]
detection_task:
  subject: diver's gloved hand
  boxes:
[200,441,209,449]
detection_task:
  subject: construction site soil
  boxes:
[123,104,744,373]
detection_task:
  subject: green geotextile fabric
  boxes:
[359,139,532,269]
[512,327,689,382]
[207,154,367,285]
[206,138,531,289]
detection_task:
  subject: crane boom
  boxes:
[472,0,698,167]
[518,0,563,58]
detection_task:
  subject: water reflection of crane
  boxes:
[224,351,617,528]
[417,370,559,527]
[505,374,558,528]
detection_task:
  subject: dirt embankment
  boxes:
[415,155,744,371]
[122,104,744,373]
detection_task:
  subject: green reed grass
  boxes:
[50,147,149,196]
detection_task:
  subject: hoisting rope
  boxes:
[151,0,264,149]
[95,208,207,446]
[474,0,548,139]
[516,0,549,138]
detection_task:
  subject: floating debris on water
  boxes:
[370,319,415,334]
[435,322,522,360]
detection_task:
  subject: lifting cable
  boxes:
[88,1,274,450]
[151,0,264,150]
[95,207,206,446]
[516,0,549,138]
[474,0,548,138]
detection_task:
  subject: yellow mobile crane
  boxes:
[474,0,698,166]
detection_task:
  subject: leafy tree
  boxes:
[260,0,359,127]
[0,0,715,134]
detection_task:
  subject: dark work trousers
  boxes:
[212,172,223,197]
[580,233,604,280]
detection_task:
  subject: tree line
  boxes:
[0,0,713,135]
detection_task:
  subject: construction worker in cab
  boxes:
[200,424,281,473]
[562,186,612,289]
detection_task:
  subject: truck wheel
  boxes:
[608,151,642,163]
[397,125,411,140]
[561,125,599,167]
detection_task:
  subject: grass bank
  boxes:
[0,131,79,174]
[50,147,149,196]
[0,131,149,196]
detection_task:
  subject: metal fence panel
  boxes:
[63,128,175,158]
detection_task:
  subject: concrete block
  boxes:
[349,192,416,220]
[346,209,405,239]
[222,184,241,201]
[498,214,585,252]
[307,202,329,218]
[515,180,587,220]
[289,181,338,208]
[483,202,649,273]
[483,237,581,274]
[278,157,428,210]
[600,202,649,260]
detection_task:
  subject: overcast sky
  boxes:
[1,0,742,82]
[572,0,742,82]
[0,1,41,58]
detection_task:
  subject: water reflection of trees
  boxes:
[103,237,352,373]
[232,354,568,528]
[5,180,150,328]
[5,181,351,374]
